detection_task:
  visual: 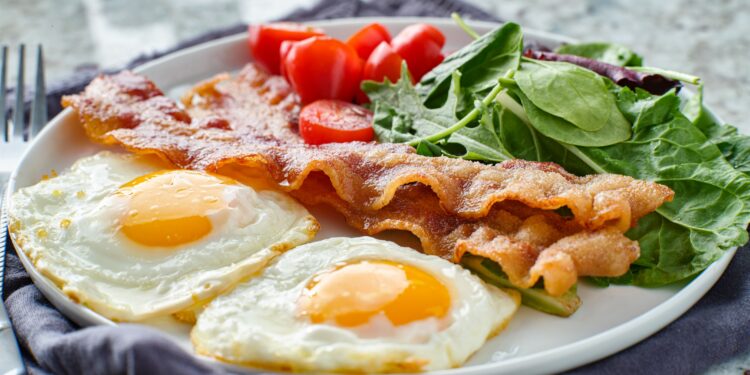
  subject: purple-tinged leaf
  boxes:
[524,50,680,95]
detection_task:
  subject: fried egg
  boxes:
[191,237,519,373]
[9,151,318,321]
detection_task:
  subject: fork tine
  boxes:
[30,45,46,139]
[0,45,7,142]
[11,44,25,141]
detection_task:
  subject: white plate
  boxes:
[6,17,739,375]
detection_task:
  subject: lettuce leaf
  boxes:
[685,90,750,175]
[701,123,750,175]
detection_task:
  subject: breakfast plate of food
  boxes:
[5,16,749,374]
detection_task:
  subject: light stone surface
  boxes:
[1,0,748,373]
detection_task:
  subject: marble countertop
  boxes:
[2,0,748,373]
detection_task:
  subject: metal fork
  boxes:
[1,43,47,375]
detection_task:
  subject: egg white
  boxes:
[191,237,520,373]
[9,151,318,321]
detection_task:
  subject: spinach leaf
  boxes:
[515,59,630,133]
[525,50,680,96]
[495,103,540,161]
[417,22,523,108]
[364,69,513,162]
[571,88,750,285]
[494,97,595,175]
[556,42,643,66]
[510,86,631,147]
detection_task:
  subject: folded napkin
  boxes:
[4,0,749,374]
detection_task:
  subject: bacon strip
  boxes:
[62,65,673,296]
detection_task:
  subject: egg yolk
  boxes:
[298,260,451,327]
[116,170,235,247]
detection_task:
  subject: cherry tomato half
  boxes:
[416,24,446,47]
[279,40,294,81]
[299,100,374,145]
[346,23,392,60]
[357,42,409,103]
[283,37,363,105]
[248,23,324,74]
[391,24,446,81]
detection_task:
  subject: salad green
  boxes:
[364,69,513,161]
[585,87,750,285]
[362,15,750,298]
[514,58,624,132]
[462,255,581,317]
[511,85,632,147]
[417,22,523,111]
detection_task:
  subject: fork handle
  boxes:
[0,305,26,375]
[1,186,26,375]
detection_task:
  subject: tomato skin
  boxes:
[346,23,392,60]
[283,37,363,105]
[299,100,374,145]
[248,23,324,74]
[415,24,446,47]
[279,40,294,81]
[391,24,446,81]
[364,42,406,83]
[357,42,410,103]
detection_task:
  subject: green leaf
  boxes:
[462,255,581,317]
[515,59,629,132]
[628,66,701,85]
[616,86,664,123]
[556,42,643,66]
[365,68,512,162]
[415,140,441,157]
[711,124,750,175]
[493,93,596,175]
[588,269,634,287]
[568,88,750,286]
[418,22,523,108]
[680,84,703,123]
[624,213,715,285]
[682,86,750,175]
[495,103,540,161]
[698,122,750,175]
[618,87,679,132]
[513,87,631,147]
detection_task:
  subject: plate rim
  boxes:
[5,16,738,375]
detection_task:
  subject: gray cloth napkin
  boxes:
[3,0,749,374]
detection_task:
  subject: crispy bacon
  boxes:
[62,65,673,296]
